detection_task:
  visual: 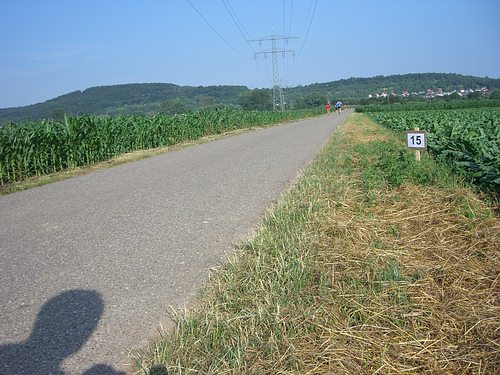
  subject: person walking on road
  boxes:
[325,102,331,114]
[335,100,343,115]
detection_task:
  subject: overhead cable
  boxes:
[186,0,249,59]
[297,0,319,56]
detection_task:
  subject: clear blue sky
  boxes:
[1,0,499,108]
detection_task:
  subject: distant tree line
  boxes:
[1,73,499,124]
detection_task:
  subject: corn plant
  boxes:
[0,108,322,185]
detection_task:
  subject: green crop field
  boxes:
[356,100,500,113]
[364,107,500,194]
[134,114,500,374]
[0,107,322,185]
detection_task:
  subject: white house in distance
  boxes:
[368,86,490,99]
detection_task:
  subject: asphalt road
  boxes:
[0,112,345,374]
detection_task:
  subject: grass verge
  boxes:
[133,113,500,374]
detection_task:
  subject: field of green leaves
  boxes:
[356,99,500,113]
[0,107,322,185]
[365,107,500,193]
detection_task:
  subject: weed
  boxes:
[133,114,500,374]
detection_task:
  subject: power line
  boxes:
[186,0,249,59]
[210,0,233,27]
[288,0,294,37]
[282,0,286,91]
[209,0,253,52]
[282,0,296,94]
[297,0,319,56]
[283,0,286,42]
[282,0,290,93]
[221,1,275,87]
[207,0,268,87]
[221,0,255,53]
[224,0,252,41]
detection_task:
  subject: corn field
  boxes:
[0,107,322,185]
[366,107,500,193]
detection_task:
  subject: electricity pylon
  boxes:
[249,34,298,111]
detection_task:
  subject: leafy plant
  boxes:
[366,107,500,193]
[0,108,322,185]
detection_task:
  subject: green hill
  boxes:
[2,73,499,124]
[0,83,248,124]
[285,73,500,106]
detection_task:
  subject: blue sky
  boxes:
[1,0,499,108]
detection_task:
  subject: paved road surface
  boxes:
[0,113,345,374]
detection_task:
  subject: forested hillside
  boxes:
[286,73,500,107]
[2,73,499,124]
[0,84,247,124]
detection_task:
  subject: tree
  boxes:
[446,92,461,101]
[239,89,272,110]
[51,109,66,121]
[295,93,325,109]
[388,94,400,104]
[198,95,215,107]
[467,91,483,100]
[160,98,187,115]
[489,90,500,100]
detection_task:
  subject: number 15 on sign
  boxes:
[406,131,427,150]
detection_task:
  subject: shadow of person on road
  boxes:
[0,289,125,374]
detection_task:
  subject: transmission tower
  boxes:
[249,34,298,111]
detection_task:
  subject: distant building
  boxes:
[368,86,489,99]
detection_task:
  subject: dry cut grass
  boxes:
[299,115,500,374]
[309,186,499,373]
[135,114,500,374]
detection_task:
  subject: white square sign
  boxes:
[406,130,427,150]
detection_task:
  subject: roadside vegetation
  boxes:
[133,113,500,374]
[355,100,500,112]
[0,107,322,191]
[360,105,500,194]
